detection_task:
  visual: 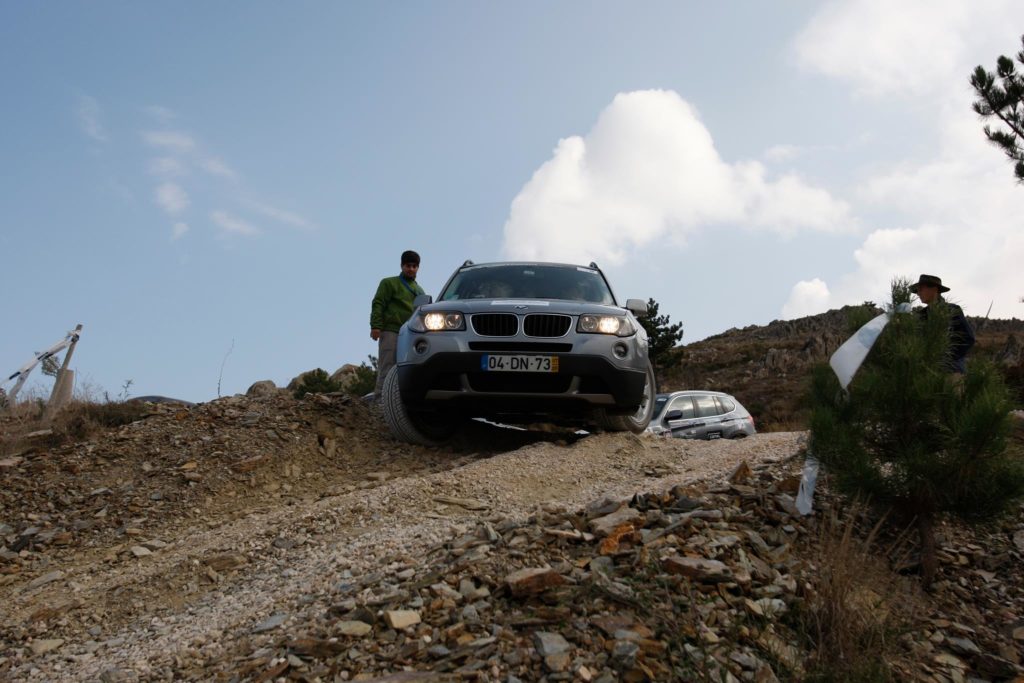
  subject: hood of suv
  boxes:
[419,299,628,316]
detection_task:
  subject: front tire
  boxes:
[381,366,460,446]
[594,362,656,433]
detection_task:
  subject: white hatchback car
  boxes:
[647,390,756,440]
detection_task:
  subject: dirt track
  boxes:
[0,392,805,681]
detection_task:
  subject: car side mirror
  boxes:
[625,299,647,316]
[413,294,433,307]
[664,409,683,421]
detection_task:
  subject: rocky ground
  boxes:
[1,392,1023,682]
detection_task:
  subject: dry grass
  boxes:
[795,504,915,682]
[1,399,150,456]
[761,419,808,433]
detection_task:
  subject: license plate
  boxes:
[480,354,559,372]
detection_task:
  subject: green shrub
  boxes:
[293,368,342,399]
[809,277,1024,585]
[345,356,378,397]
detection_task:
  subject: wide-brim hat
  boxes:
[909,274,950,294]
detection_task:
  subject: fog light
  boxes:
[613,342,629,358]
[414,339,429,354]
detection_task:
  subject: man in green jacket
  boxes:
[371,250,425,399]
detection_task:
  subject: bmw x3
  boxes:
[381,261,656,444]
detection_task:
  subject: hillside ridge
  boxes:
[666,306,1024,429]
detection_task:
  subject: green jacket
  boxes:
[370,275,425,333]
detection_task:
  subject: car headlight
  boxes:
[577,315,635,337]
[410,311,465,332]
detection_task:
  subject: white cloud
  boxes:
[149,157,187,177]
[501,90,852,265]
[200,157,237,180]
[764,144,800,162]
[838,216,1024,318]
[155,182,189,215]
[763,140,863,164]
[245,200,314,230]
[735,165,852,237]
[142,130,196,152]
[794,0,1024,97]
[783,279,833,319]
[144,105,176,123]
[783,0,1024,320]
[211,210,258,236]
[842,153,1024,314]
[134,120,310,242]
[76,95,106,142]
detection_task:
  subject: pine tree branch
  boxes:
[979,88,1024,140]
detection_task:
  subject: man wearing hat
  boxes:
[911,274,975,374]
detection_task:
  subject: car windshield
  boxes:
[440,264,616,304]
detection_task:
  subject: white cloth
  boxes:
[829,303,911,391]
[796,456,819,516]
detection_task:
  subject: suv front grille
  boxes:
[523,314,572,337]
[471,313,518,336]
[469,342,572,352]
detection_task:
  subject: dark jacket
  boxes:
[370,275,425,333]
[917,297,976,373]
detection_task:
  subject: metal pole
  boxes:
[43,324,83,421]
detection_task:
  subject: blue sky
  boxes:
[3,2,1023,402]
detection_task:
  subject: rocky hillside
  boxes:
[3,356,1024,680]
[2,391,1023,681]
[665,307,1024,430]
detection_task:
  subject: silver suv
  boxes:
[381,261,656,444]
[648,390,756,440]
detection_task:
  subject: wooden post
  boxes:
[43,324,83,421]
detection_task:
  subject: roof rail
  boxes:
[462,259,475,267]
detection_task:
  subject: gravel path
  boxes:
[7,430,805,681]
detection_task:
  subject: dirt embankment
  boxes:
[0,391,806,680]
[4,394,1023,682]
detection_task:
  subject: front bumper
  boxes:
[397,351,647,414]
